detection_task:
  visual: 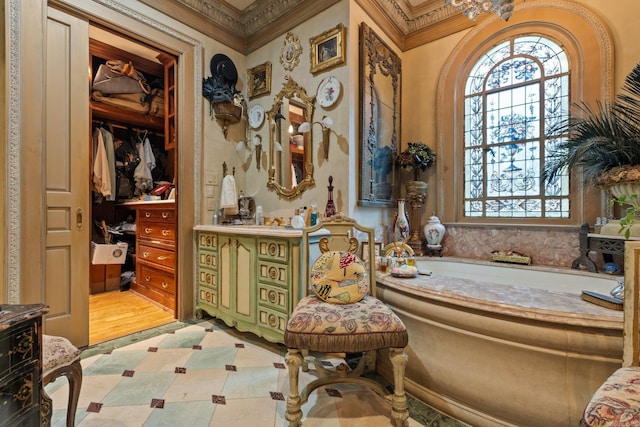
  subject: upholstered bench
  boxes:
[42,334,83,427]
[581,367,640,426]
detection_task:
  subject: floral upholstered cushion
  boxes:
[42,334,81,377]
[310,251,369,304]
[284,295,408,353]
[582,367,640,426]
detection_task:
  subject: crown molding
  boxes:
[142,0,477,53]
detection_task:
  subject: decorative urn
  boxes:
[424,214,445,248]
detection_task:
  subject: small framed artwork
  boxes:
[310,24,346,75]
[247,61,271,99]
[361,241,383,261]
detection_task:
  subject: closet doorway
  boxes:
[88,25,178,345]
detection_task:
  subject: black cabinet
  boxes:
[0,304,49,427]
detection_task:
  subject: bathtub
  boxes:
[375,257,623,427]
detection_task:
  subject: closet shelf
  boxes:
[91,101,164,132]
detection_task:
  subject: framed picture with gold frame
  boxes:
[247,61,271,99]
[310,24,346,75]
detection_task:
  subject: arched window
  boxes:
[438,2,613,226]
[463,36,569,218]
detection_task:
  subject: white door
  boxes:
[44,7,90,346]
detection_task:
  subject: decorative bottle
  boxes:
[325,176,336,218]
[393,199,409,242]
[424,214,446,248]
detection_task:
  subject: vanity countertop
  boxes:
[194,224,304,237]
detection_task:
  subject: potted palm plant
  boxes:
[396,141,436,196]
[544,62,640,237]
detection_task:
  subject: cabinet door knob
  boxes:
[145,275,151,282]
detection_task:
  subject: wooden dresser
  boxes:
[130,201,177,313]
[194,226,301,344]
[0,304,49,427]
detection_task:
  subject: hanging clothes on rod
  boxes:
[133,128,155,195]
[92,127,112,202]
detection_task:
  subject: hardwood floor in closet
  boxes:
[89,290,175,345]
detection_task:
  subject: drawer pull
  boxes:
[143,252,150,258]
[158,256,169,261]
[268,314,277,327]
[162,212,169,218]
[145,228,153,234]
[268,290,278,304]
[145,212,151,218]
[268,243,277,256]
[162,230,170,236]
[145,275,151,282]
[162,282,169,288]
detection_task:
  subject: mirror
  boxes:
[267,76,316,200]
[358,23,402,207]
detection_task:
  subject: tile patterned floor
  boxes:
[45,320,468,427]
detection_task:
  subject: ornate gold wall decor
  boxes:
[280,32,302,71]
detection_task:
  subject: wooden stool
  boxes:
[42,334,82,427]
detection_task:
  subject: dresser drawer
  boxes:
[138,244,175,269]
[197,285,217,309]
[198,266,217,288]
[138,222,176,243]
[138,207,175,223]
[258,239,289,263]
[0,362,39,427]
[258,260,289,288]
[258,283,289,313]
[198,233,217,251]
[0,322,36,377]
[137,263,175,295]
[257,306,288,336]
[198,250,217,270]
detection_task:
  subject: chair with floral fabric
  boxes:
[284,213,409,427]
[42,334,82,427]
[581,241,640,426]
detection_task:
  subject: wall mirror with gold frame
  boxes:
[267,76,316,200]
[358,22,401,207]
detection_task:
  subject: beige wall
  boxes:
[240,1,350,219]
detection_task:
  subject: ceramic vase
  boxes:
[424,214,446,248]
[393,199,409,241]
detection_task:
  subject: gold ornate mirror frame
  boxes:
[358,22,401,207]
[267,76,316,200]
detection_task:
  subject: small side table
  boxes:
[572,223,639,272]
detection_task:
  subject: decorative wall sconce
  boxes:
[212,96,244,138]
[253,135,262,170]
[298,116,333,159]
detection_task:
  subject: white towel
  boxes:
[220,175,238,215]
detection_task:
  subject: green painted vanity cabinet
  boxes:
[195,228,301,344]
